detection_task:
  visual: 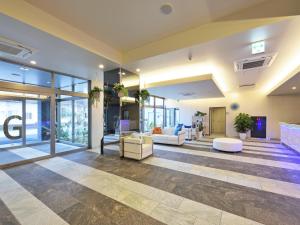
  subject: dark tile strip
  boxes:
[0,198,21,225]
[180,144,300,164]
[4,163,164,225]
[154,147,300,184]
[64,151,300,225]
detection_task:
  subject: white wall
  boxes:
[90,71,104,151]
[166,90,300,140]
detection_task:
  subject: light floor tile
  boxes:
[150,203,196,225]
[220,211,263,225]
[155,145,300,171]
[0,170,68,225]
[178,199,222,225]
[9,147,48,159]
[144,157,300,199]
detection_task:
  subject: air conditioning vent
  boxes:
[0,36,35,59]
[234,53,277,72]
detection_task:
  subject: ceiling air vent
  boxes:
[0,36,35,59]
[234,53,277,72]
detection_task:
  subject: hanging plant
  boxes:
[113,83,128,97]
[134,89,150,104]
[89,86,102,105]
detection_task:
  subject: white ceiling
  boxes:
[147,79,223,100]
[126,17,300,96]
[24,0,267,51]
[0,13,118,80]
[269,72,300,95]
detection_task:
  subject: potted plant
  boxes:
[113,83,128,97]
[198,122,204,138]
[134,89,150,104]
[88,86,102,106]
[195,111,207,117]
[234,113,253,140]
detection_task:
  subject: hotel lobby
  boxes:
[0,1,300,225]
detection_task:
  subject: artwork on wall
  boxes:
[230,103,240,111]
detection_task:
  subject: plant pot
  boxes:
[199,131,203,138]
[239,133,247,140]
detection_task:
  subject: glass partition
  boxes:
[0,59,90,167]
[120,70,140,135]
[142,95,165,132]
[56,74,88,93]
[56,95,89,152]
[0,60,52,87]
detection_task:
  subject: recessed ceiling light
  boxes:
[292,86,297,90]
[30,60,37,65]
[160,3,173,15]
[136,68,141,73]
[122,72,126,75]
[99,64,104,69]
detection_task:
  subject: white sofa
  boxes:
[151,128,185,146]
[123,134,153,160]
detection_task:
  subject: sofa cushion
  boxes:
[153,127,162,134]
[174,124,183,135]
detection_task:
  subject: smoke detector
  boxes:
[160,3,173,15]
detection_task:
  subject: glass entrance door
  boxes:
[0,95,51,166]
[0,99,23,148]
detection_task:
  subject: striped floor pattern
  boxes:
[0,140,300,225]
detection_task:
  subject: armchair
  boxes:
[123,134,153,160]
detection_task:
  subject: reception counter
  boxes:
[280,122,300,153]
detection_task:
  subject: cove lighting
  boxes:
[252,41,265,54]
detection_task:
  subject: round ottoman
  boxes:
[213,138,243,152]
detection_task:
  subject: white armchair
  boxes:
[123,134,153,160]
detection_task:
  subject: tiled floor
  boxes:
[0,140,300,225]
[0,143,81,166]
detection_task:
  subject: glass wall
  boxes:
[0,59,90,166]
[142,95,165,132]
[165,108,180,128]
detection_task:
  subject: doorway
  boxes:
[209,107,226,137]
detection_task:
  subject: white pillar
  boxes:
[90,71,104,152]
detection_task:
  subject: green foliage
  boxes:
[198,122,204,131]
[113,83,128,96]
[88,86,102,105]
[134,89,150,104]
[195,111,207,117]
[234,113,253,133]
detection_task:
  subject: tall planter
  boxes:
[234,113,253,140]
